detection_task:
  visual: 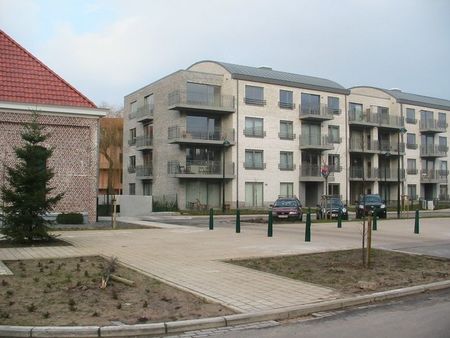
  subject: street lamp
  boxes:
[222,139,231,213]
[383,151,390,205]
[397,127,407,218]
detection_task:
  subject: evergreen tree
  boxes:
[0,114,63,242]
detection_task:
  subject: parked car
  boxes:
[355,194,387,219]
[271,197,303,221]
[316,195,348,220]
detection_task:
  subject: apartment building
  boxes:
[348,87,450,204]
[123,61,349,208]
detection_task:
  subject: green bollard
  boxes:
[236,209,241,233]
[337,210,342,228]
[372,210,377,231]
[414,209,419,234]
[305,210,311,242]
[209,208,214,230]
[268,210,273,237]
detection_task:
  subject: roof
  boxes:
[0,29,96,108]
[351,86,450,111]
[190,60,350,95]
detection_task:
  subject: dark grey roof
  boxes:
[189,60,350,95]
[351,86,450,111]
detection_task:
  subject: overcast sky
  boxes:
[1,0,449,108]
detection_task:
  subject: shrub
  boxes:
[56,213,84,224]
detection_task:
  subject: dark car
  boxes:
[271,197,303,221]
[316,196,348,220]
[355,194,387,219]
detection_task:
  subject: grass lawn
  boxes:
[229,249,450,295]
[0,256,233,326]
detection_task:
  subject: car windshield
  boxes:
[327,199,343,208]
[274,200,298,207]
[361,195,382,203]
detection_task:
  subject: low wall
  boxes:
[120,195,152,217]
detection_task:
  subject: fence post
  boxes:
[337,210,342,228]
[209,208,214,230]
[305,209,311,242]
[268,210,273,237]
[372,210,377,231]
[414,209,420,234]
[236,209,241,233]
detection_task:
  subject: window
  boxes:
[407,185,417,200]
[440,185,448,200]
[301,93,320,115]
[245,182,264,207]
[406,133,417,149]
[439,136,448,151]
[327,97,340,114]
[245,85,265,105]
[144,94,154,112]
[328,183,340,196]
[349,102,363,121]
[328,154,341,172]
[406,108,416,124]
[245,150,264,169]
[279,152,294,170]
[280,183,294,197]
[328,125,340,143]
[128,128,136,145]
[186,115,221,140]
[130,101,137,113]
[301,123,321,146]
[129,183,136,195]
[438,112,447,127]
[279,90,294,109]
[143,181,152,196]
[186,83,220,106]
[279,121,294,139]
[407,159,417,174]
[244,117,265,137]
[128,156,136,173]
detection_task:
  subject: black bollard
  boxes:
[414,209,419,234]
[268,210,273,237]
[236,209,241,233]
[372,210,377,231]
[209,208,214,230]
[337,210,342,228]
[305,210,311,242]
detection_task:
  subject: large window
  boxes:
[280,182,294,197]
[349,102,363,120]
[406,108,416,124]
[129,128,136,145]
[407,184,417,200]
[407,159,417,174]
[186,83,219,106]
[144,94,154,112]
[301,123,321,145]
[406,133,417,149]
[279,151,294,170]
[245,85,265,105]
[327,96,340,114]
[244,117,264,137]
[143,181,152,196]
[245,182,264,207]
[186,147,220,162]
[279,90,294,109]
[186,115,221,140]
[301,93,320,114]
[328,154,341,172]
[328,125,340,143]
[129,183,136,195]
[439,136,448,151]
[245,149,264,169]
[279,120,294,139]
[438,112,447,127]
[130,101,137,113]
[128,156,136,173]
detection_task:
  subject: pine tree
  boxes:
[0,114,63,243]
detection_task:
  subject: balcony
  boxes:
[348,111,379,127]
[420,170,449,183]
[348,139,379,153]
[278,163,296,171]
[278,101,295,109]
[419,119,447,133]
[378,141,405,154]
[299,105,334,121]
[378,114,405,130]
[135,136,153,150]
[406,143,418,150]
[168,90,235,114]
[378,168,406,181]
[135,165,153,179]
[420,145,448,157]
[279,132,296,140]
[349,167,378,181]
[168,126,235,145]
[299,165,335,182]
[168,160,235,179]
[127,166,136,174]
[129,104,154,123]
[244,97,266,106]
[407,168,418,175]
[299,135,333,151]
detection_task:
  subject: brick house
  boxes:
[0,29,106,223]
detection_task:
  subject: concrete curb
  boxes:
[1,280,449,337]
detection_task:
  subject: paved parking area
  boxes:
[0,217,449,313]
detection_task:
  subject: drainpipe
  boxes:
[345,94,349,205]
[236,79,240,209]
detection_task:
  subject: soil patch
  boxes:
[0,256,233,326]
[229,249,450,295]
[0,238,71,248]
[52,221,154,231]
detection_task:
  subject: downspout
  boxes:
[236,79,240,209]
[345,94,349,205]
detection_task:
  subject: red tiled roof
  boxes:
[0,29,96,108]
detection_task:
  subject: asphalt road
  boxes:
[212,289,450,338]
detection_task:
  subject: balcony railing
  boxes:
[406,143,418,150]
[127,166,136,174]
[299,105,334,120]
[278,101,295,109]
[329,165,343,173]
[168,160,234,177]
[349,167,378,180]
[348,111,379,126]
[379,141,405,154]
[348,111,404,129]
[406,168,418,175]
[378,168,406,180]
[420,145,448,157]
[420,170,449,183]
[278,163,296,171]
[378,114,405,128]
[168,90,235,111]
[348,139,379,152]
[168,126,235,143]
[299,165,321,177]
[244,97,266,106]
[419,119,447,133]
[278,132,296,140]
[244,162,266,170]
[244,127,266,138]
[128,138,136,146]
[129,104,154,120]
[299,135,333,150]
[135,165,152,178]
[135,136,153,148]
[406,117,417,124]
